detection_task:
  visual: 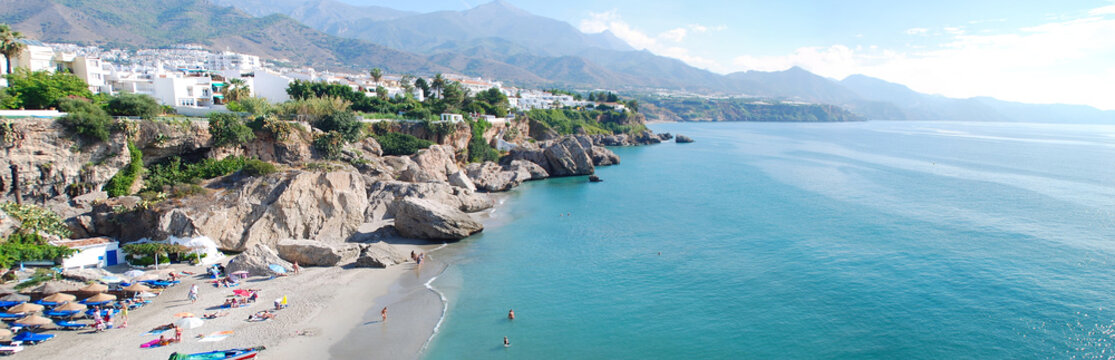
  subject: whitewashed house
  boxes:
[51,237,124,269]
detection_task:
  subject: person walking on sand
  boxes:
[293,261,301,274]
[381,306,388,322]
[119,305,129,328]
[188,284,199,303]
[508,309,515,320]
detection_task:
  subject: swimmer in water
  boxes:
[504,336,511,347]
[508,309,515,320]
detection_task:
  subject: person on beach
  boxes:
[188,284,199,303]
[381,306,388,322]
[508,309,515,320]
[119,305,128,328]
[504,336,511,347]
[410,250,416,261]
[293,261,301,274]
[174,325,182,343]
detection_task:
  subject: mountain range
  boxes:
[1,0,1111,123]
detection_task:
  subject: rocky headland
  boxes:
[0,116,664,268]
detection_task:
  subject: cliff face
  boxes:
[1,119,130,204]
[390,121,472,153]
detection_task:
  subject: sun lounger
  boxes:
[0,313,22,320]
[44,310,80,318]
[11,332,53,344]
[0,341,23,355]
[56,321,88,330]
[34,300,63,307]
[0,301,21,308]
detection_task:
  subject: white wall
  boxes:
[60,243,121,269]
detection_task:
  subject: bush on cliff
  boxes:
[58,98,115,142]
[208,112,255,147]
[466,118,499,163]
[0,202,72,238]
[2,68,92,109]
[375,132,432,156]
[106,93,161,118]
[103,141,143,197]
[241,159,277,177]
[314,111,363,143]
[144,156,246,192]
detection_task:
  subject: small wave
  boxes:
[420,243,451,354]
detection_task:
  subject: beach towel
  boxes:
[198,330,233,342]
[140,339,161,348]
[143,329,169,336]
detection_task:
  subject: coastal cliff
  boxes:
[1,117,657,262]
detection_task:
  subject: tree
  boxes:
[208,112,255,147]
[375,86,388,100]
[106,93,161,118]
[400,74,416,96]
[414,77,430,99]
[431,73,447,100]
[3,69,92,109]
[314,111,362,143]
[0,24,25,76]
[225,78,250,102]
[369,68,383,86]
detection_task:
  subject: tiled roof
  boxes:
[50,237,115,248]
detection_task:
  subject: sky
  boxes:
[342,0,1115,110]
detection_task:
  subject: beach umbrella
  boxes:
[29,282,64,295]
[79,283,108,293]
[0,294,29,303]
[174,317,204,330]
[7,302,43,313]
[0,328,11,340]
[123,270,145,278]
[135,274,161,281]
[14,314,53,327]
[123,283,152,293]
[55,302,86,312]
[100,276,124,284]
[41,293,76,303]
[268,264,287,274]
[83,293,116,303]
[173,312,195,318]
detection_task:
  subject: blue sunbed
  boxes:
[0,301,22,308]
[0,313,23,320]
[139,280,179,287]
[43,310,80,318]
[55,321,88,330]
[80,299,113,306]
[34,300,63,307]
[11,331,53,344]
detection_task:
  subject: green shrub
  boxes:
[2,68,92,109]
[104,141,143,197]
[58,98,115,142]
[0,234,77,269]
[127,255,170,266]
[374,132,433,156]
[246,115,293,141]
[169,184,206,198]
[304,162,341,172]
[208,112,255,147]
[314,111,363,143]
[106,93,161,118]
[312,132,346,160]
[466,118,499,163]
[241,159,277,177]
[144,156,246,192]
[0,202,72,238]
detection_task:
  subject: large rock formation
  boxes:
[392,197,483,241]
[0,119,130,203]
[410,145,459,182]
[446,170,476,191]
[589,146,620,166]
[275,239,360,266]
[542,136,596,176]
[675,134,695,143]
[134,170,369,251]
[465,162,523,192]
[508,160,548,180]
[366,181,493,222]
[132,119,212,163]
[226,243,292,276]
[353,242,410,268]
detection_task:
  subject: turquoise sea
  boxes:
[423,121,1115,359]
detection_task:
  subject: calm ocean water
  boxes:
[423,121,1115,359]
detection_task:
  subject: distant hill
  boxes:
[0,0,445,74]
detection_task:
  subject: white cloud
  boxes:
[580,10,722,70]
[906,27,929,35]
[728,4,1115,110]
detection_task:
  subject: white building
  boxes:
[153,73,216,108]
[218,69,292,103]
[52,237,124,269]
[51,51,107,93]
[208,51,262,72]
[440,113,464,123]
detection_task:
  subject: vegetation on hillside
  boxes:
[2,69,92,109]
[640,96,865,122]
[103,141,143,197]
[0,202,72,238]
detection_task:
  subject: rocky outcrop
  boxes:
[543,136,596,177]
[366,181,492,223]
[446,170,476,191]
[0,118,129,203]
[226,243,291,276]
[410,145,459,182]
[633,130,662,145]
[123,170,369,251]
[675,134,694,143]
[383,156,438,183]
[353,242,409,268]
[528,120,559,141]
[589,175,603,182]
[658,133,674,141]
[132,119,212,163]
[589,146,620,166]
[392,121,472,152]
[508,160,548,180]
[465,162,523,192]
[392,197,483,241]
[0,209,16,240]
[275,239,360,266]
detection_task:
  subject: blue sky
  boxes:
[344,0,1115,109]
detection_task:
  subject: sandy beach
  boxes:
[17,242,438,360]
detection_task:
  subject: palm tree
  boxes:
[431,73,447,100]
[226,78,250,102]
[369,68,383,87]
[0,24,27,75]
